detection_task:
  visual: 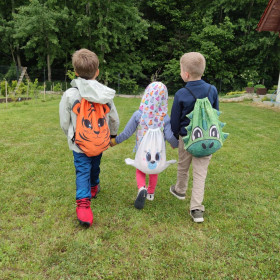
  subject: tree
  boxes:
[1,0,279,92]
[140,0,280,92]
[0,0,28,67]
[186,0,280,90]
[13,0,68,81]
[70,0,149,88]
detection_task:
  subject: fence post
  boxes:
[118,73,120,95]
[44,82,46,101]
[5,80,8,107]
[27,81,29,100]
[276,71,280,103]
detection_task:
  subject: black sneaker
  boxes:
[170,185,186,200]
[134,187,147,209]
[190,209,204,223]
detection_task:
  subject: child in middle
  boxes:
[110,82,178,209]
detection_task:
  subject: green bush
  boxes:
[254,84,265,90]
[53,83,62,91]
[29,79,43,97]
[119,78,139,95]
[261,96,270,101]
[15,81,28,95]
[1,81,9,96]
[0,79,68,98]
[226,90,246,96]
[247,82,254,87]
[0,80,35,96]
[43,81,63,91]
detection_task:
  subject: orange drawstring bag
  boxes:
[72,98,111,157]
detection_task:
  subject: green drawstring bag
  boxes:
[183,86,229,157]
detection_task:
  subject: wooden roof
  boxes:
[257,0,280,34]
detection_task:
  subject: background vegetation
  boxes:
[1,0,280,94]
[0,96,279,279]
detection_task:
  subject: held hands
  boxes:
[110,137,117,147]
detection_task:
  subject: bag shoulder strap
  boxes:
[184,85,212,101]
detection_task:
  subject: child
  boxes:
[59,48,119,227]
[110,82,178,209]
[170,52,219,223]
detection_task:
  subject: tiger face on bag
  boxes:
[72,98,111,157]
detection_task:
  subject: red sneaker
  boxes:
[91,184,100,199]
[76,198,93,227]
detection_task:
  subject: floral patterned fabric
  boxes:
[136,82,168,149]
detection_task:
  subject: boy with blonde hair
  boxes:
[170,52,219,223]
[59,49,119,227]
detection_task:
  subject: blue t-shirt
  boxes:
[171,79,219,139]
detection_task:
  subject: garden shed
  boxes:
[257,0,280,102]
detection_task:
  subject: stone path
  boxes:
[220,93,280,108]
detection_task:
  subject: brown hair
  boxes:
[180,52,206,78]
[72,49,99,80]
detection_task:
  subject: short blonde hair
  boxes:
[180,52,206,78]
[72,49,99,80]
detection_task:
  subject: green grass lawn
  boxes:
[0,95,279,279]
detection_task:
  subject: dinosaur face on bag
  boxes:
[183,98,228,157]
[72,99,111,157]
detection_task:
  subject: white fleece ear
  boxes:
[166,160,177,165]
[125,158,136,167]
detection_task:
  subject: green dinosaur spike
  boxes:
[186,125,192,131]
[216,110,221,116]
[183,135,190,145]
[187,112,193,119]
[223,133,229,139]
[219,122,226,128]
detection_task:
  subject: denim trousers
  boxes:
[73,151,102,200]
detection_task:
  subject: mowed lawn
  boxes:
[0,95,279,279]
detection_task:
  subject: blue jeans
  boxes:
[73,151,102,200]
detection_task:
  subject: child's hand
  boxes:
[110,138,117,147]
[170,144,175,149]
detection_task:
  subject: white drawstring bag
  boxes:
[125,127,176,174]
